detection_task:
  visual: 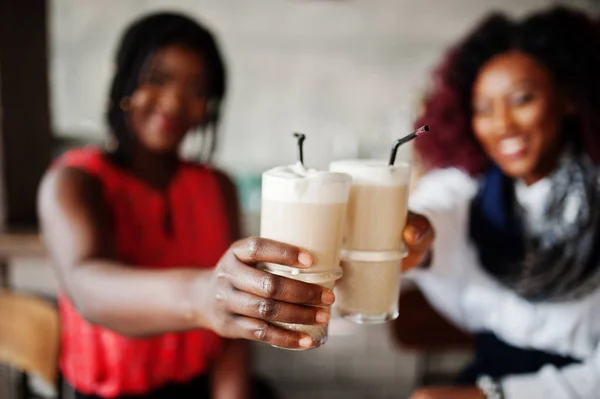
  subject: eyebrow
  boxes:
[473,78,540,97]
[145,65,169,76]
[511,78,540,88]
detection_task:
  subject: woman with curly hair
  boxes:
[404,6,600,399]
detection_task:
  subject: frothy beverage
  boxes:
[261,163,351,275]
[329,159,410,324]
[260,163,351,347]
[265,269,337,347]
[337,259,400,316]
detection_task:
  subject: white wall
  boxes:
[49,0,597,173]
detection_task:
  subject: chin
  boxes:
[144,131,185,150]
[144,137,182,153]
[143,142,179,155]
[495,160,533,181]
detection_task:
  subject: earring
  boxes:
[119,96,132,112]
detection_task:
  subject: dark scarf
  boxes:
[469,151,600,302]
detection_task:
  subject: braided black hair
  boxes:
[106,12,226,164]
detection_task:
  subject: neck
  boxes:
[522,172,547,186]
[522,140,569,186]
[127,146,179,191]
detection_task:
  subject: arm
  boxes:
[411,353,600,399]
[499,345,600,399]
[38,167,208,336]
[404,168,480,332]
[211,170,251,399]
[38,167,334,348]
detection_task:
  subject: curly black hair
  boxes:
[414,6,600,176]
[106,12,226,164]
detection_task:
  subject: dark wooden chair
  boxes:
[391,284,474,385]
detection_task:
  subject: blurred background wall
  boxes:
[1,0,598,229]
[45,0,598,234]
[49,0,598,171]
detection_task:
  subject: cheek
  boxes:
[128,90,155,130]
[130,89,154,113]
[513,106,546,132]
[472,118,495,150]
[513,103,560,149]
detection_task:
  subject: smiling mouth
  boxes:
[154,115,183,134]
[499,137,527,158]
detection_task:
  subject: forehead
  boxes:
[146,43,206,76]
[473,51,555,96]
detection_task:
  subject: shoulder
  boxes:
[45,145,106,196]
[208,168,240,211]
[410,167,479,213]
[180,162,238,195]
[178,164,241,240]
[53,146,105,171]
[413,167,478,195]
[38,163,104,218]
[211,168,238,196]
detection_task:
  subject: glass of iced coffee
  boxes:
[260,162,352,348]
[329,158,411,324]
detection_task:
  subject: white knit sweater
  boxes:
[407,168,600,399]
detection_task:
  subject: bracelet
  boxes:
[476,375,504,399]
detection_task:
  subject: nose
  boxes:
[491,101,514,136]
[157,86,184,116]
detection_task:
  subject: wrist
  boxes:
[186,269,213,330]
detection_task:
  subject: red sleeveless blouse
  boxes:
[55,147,232,397]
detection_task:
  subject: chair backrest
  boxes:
[391,285,473,352]
[0,290,59,388]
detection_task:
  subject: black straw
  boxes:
[293,133,306,165]
[388,125,430,166]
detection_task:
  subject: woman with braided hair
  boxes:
[37,12,329,399]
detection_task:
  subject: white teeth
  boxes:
[499,137,526,156]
